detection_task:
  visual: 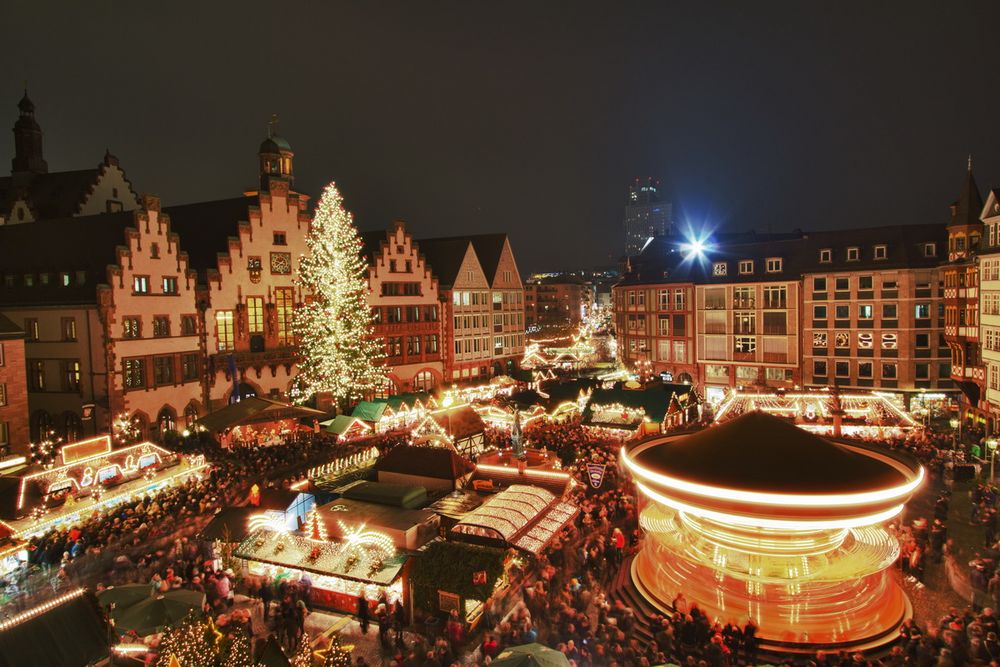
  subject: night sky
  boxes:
[4,1,1000,272]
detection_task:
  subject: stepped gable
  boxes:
[632,410,905,495]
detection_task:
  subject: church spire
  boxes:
[951,156,983,229]
[11,87,47,175]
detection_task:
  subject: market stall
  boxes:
[194,397,326,447]
[713,388,919,437]
[449,484,578,555]
[233,492,439,617]
[0,435,208,537]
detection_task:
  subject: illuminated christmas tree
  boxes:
[154,616,215,667]
[223,630,252,667]
[294,183,385,408]
[323,636,352,667]
[292,635,313,667]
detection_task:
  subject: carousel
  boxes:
[621,411,923,652]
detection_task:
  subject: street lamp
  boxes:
[988,438,999,480]
[950,417,960,453]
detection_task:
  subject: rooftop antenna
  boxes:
[968,153,973,172]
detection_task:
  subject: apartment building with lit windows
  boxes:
[524,275,594,331]
[415,237,491,383]
[943,166,987,425]
[361,223,445,395]
[695,238,803,402]
[800,226,951,408]
[616,226,954,408]
[979,190,1000,420]
[614,238,697,383]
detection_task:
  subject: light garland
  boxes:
[304,507,328,542]
[0,587,86,631]
[621,446,923,508]
[635,480,905,530]
[292,183,386,407]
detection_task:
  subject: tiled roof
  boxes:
[417,233,509,282]
[162,197,255,279]
[0,169,99,220]
[0,210,136,305]
[618,224,947,286]
[0,314,25,339]
[415,237,473,287]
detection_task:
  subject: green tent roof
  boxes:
[325,415,369,436]
[351,400,388,423]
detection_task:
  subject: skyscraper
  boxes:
[624,177,672,255]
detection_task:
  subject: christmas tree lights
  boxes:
[294,183,385,408]
[292,635,313,667]
[323,636,352,667]
[222,630,252,667]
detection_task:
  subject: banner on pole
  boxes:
[586,463,607,489]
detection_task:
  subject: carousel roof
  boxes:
[631,411,907,495]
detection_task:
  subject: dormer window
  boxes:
[766,258,782,273]
[923,242,937,257]
[847,247,860,261]
[739,260,753,274]
[712,262,727,277]
[873,245,887,260]
[819,249,832,263]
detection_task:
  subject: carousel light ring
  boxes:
[623,411,923,652]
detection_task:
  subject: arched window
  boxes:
[157,408,177,434]
[64,413,83,443]
[31,411,53,443]
[184,404,199,427]
[413,370,436,392]
[375,379,396,400]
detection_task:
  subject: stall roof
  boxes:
[428,490,485,520]
[325,415,371,436]
[234,528,408,586]
[341,481,428,509]
[452,485,555,541]
[0,589,108,667]
[430,406,486,440]
[195,397,325,432]
[375,445,475,480]
[318,497,436,533]
[351,401,388,423]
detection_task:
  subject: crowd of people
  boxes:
[11,392,1000,666]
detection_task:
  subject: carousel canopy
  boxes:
[195,397,325,433]
[632,410,907,495]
